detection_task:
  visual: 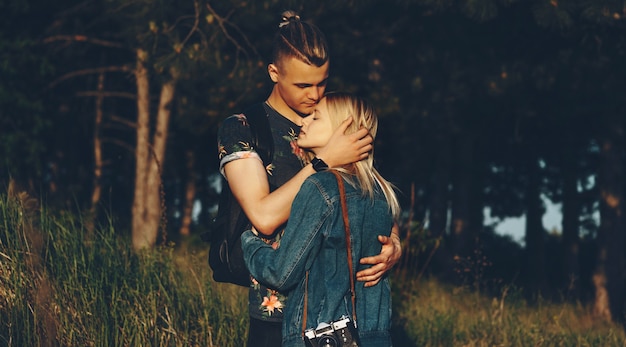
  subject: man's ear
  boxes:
[268,63,279,83]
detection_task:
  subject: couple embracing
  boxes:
[217,11,401,347]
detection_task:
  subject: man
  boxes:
[217,11,401,347]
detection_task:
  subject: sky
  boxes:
[485,198,563,246]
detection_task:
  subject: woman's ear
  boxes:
[268,63,279,83]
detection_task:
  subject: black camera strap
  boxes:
[302,170,358,336]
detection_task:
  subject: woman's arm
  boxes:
[241,180,329,290]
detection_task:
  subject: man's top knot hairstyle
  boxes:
[272,10,329,68]
[279,11,300,27]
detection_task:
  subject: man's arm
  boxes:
[224,117,372,236]
[356,223,402,287]
[225,155,314,235]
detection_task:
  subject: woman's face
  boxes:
[297,97,333,152]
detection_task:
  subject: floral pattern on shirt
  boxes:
[284,128,309,167]
[261,290,285,316]
[217,104,303,323]
[250,277,287,317]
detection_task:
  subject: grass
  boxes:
[392,274,626,346]
[1,192,625,346]
[0,192,247,346]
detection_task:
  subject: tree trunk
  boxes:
[450,133,475,257]
[428,131,453,278]
[88,72,105,234]
[593,120,625,322]
[146,74,176,241]
[525,157,547,300]
[561,161,580,300]
[132,48,151,250]
[131,48,177,250]
[179,150,196,237]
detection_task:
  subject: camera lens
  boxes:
[318,336,338,347]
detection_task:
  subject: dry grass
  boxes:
[2,189,625,346]
[392,277,626,347]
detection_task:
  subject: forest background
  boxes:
[0,0,625,339]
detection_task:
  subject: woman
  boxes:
[241,92,400,347]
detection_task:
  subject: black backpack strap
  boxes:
[244,103,274,166]
[207,102,275,286]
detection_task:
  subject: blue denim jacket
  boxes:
[241,171,393,347]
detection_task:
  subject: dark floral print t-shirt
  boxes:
[217,103,308,322]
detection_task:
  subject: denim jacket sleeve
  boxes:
[241,177,331,291]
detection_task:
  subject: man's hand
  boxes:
[315,117,373,168]
[356,227,402,287]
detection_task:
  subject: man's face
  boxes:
[270,57,329,116]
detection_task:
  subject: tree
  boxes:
[131,48,178,249]
[38,0,266,247]
[0,0,56,189]
[119,0,257,249]
[593,118,624,322]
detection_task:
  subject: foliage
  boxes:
[4,0,621,222]
[0,0,55,185]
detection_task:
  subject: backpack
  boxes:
[208,103,274,287]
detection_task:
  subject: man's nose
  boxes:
[308,87,321,101]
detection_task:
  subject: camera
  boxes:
[304,316,360,347]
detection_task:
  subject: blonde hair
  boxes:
[322,92,400,219]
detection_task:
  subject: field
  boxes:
[1,194,625,346]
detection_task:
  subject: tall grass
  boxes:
[1,192,625,346]
[392,273,626,346]
[0,192,247,346]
